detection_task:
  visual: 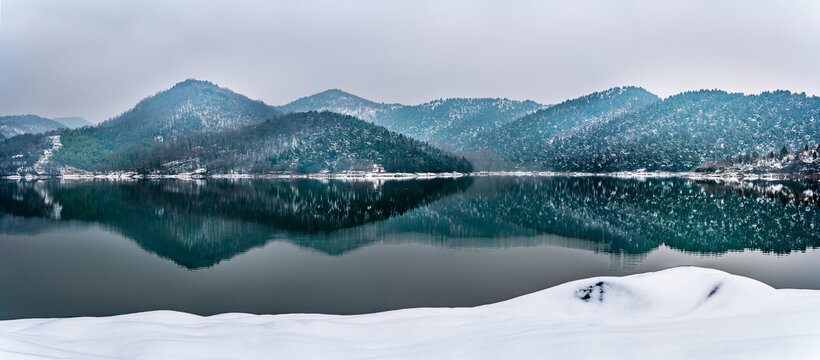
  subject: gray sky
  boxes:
[1,0,819,123]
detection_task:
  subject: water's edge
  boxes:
[4,170,819,181]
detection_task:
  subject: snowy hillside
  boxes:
[0,83,473,176]
[278,90,544,149]
[0,134,56,175]
[99,79,279,136]
[470,86,659,168]
[522,90,820,172]
[1,267,817,359]
[3,82,818,176]
[277,89,399,123]
[113,111,472,176]
[0,115,66,138]
[42,79,281,172]
[384,97,544,149]
[696,144,820,175]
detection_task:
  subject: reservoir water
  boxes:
[1,176,818,319]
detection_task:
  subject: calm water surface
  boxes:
[1,176,819,319]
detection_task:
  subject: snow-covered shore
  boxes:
[1,267,818,359]
[3,170,818,181]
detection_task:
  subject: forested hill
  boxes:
[470,89,819,172]
[468,86,659,166]
[72,111,473,174]
[98,79,278,141]
[379,98,544,150]
[277,90,544,149]
[526,90,820,172]
[51,79,281,170]
[1,80,471,175]
[2,80,818,176]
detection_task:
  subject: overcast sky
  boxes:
[1,0,819,123]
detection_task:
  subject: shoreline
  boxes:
[2,170,818,181]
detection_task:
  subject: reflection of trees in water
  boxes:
[396,176,819,255]
[0,178,471,269]
[1,176,817,269]
[697,179,820,207]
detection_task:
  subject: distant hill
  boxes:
[278,89,399,123]
[469,86,660,169]
[277,90,544,149]
[0,115,65,138]
[51,117,92,129]
[382,98,544,150]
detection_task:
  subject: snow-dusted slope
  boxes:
[277,90,544,149]
[697,144,820,175]
[1,267,818,359]
[277,89,399,123]
[0,115,66,138]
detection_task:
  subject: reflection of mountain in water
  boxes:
[1,176,817,269]
[0,179,471,268]
[387,176,819,255]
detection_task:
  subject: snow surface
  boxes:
[1,267,818,359]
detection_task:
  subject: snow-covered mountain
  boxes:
[0,115,66,138]
[470,88,820,172]
[545,89,820,172]
[384,97,544,150]
[277,90,544,149]
[45,79,281,171]
[99,79,280,140]
[469,86,659,168]
[278,89,399,123]
[3,81,819,175]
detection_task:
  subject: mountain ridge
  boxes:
[1,80,818,176]
[0,115,66,138]
[468,86,660,169]
[0,80,473,175]
[277,90,545,149]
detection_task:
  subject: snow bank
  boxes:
[1,267,818,359]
